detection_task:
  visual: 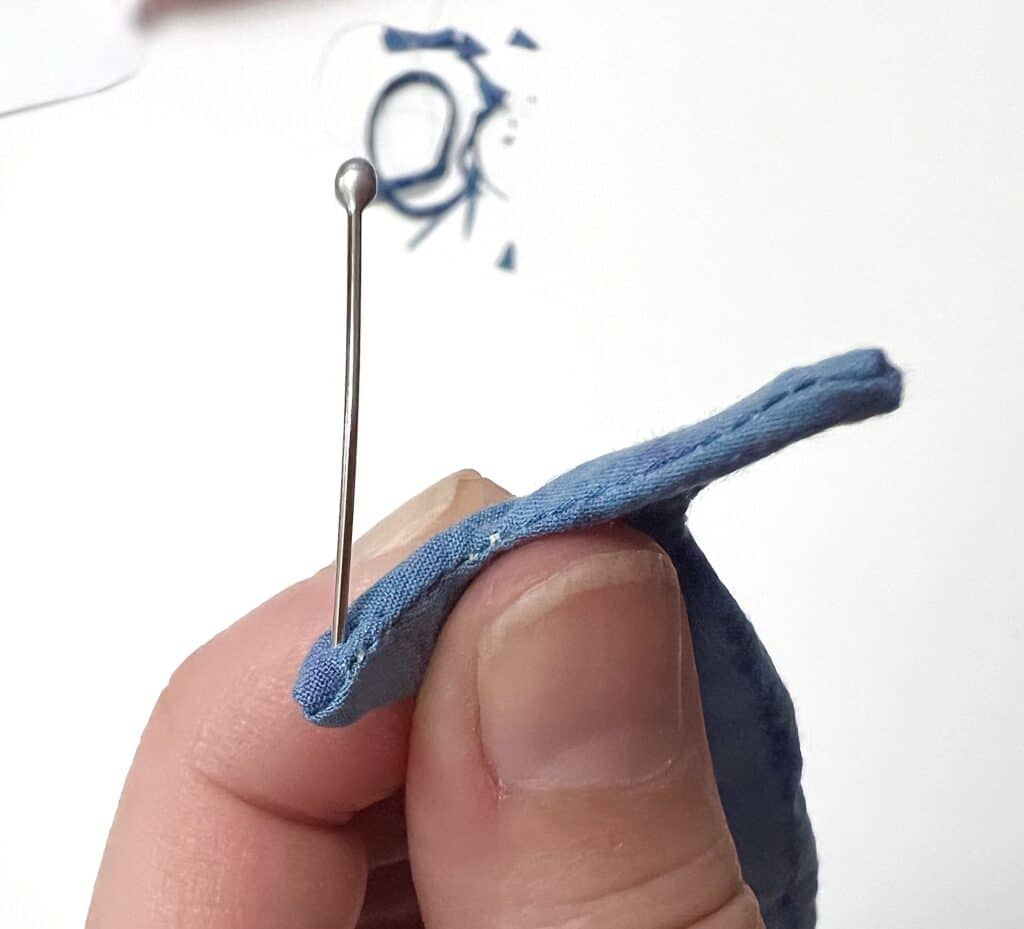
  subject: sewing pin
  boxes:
[332,157,377,647]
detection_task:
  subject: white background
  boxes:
[1,1,1022,926]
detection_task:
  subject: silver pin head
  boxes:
[335,157,377,215]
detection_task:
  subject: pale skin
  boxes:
[88,470,765,929]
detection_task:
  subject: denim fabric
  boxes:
[294,347,902,929]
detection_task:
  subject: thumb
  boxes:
[406,524,763,929]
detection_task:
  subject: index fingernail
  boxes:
[356,470,505,563]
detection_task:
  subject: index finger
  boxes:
[87,470,510,929]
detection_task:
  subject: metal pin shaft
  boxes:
[332,157,377,647]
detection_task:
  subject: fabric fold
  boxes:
[295,348,901,728]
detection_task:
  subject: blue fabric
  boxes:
[294,347,903,929]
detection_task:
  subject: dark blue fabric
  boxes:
[294,347,903,929]
[638,523,820,927]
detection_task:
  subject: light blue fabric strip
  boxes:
[294,348,902,728]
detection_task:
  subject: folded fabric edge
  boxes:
[294,347,903,726]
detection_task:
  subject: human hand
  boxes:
[88,470,763,929]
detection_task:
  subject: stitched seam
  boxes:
[341,369,890,653]
[341,370,887,653]
[516,369,880,532]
